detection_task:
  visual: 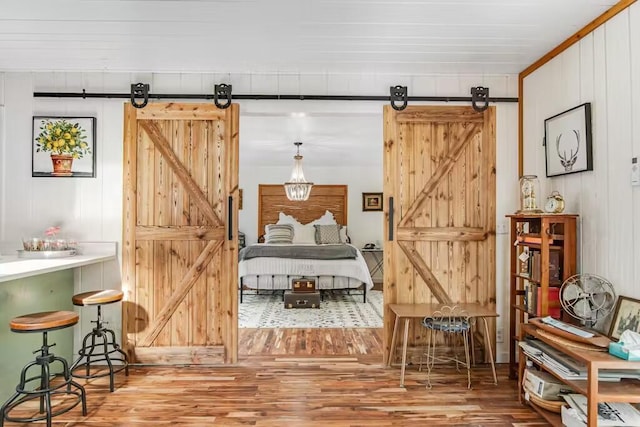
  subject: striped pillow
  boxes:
[265,224,294,244]
[314,224,343,244]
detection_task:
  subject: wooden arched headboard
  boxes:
[257,184,348,237]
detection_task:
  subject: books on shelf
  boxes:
[549,251,561,281]
[531,251,558,282]
[520,250,562,283]
[537,287,560,318]
[520,338,640,382]
[519,339,587,379]
[523,281,561,318]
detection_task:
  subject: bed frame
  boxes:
[239,276,367,303]
[240,184,367,303]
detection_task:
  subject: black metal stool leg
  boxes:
[42,363,52,426]
[98,330,115,392]
[1,330,86,427]
[38,362,46,414]
[0,390,22,427]
[71,304,128,392]
[56,354,87,416]
[86,332,98,377]
[105,327,129,376]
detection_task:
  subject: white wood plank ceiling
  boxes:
[0,0,619,74]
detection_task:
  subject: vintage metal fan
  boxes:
[560,273,616,328]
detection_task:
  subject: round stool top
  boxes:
[72,289,123,306]
[10,311,79,332]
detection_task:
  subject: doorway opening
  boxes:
[236,109,385,359]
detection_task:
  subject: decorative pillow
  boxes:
[265,224,294,244]
[340,226,349,243]
[276,211,339,244]
[294,224,317,244]
[274,213,305,244]
[314,224,343,244]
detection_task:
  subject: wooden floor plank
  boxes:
[2,328,545,426]
[239,328,384,356]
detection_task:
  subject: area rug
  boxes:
[239,290,383,328]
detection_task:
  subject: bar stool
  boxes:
[0,311,87,427]
[70,290,129,392]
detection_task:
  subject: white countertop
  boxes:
[0,242,117,283]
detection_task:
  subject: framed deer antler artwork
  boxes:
[544,102,593,177]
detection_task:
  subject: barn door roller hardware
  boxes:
[389,85,493,112]
[390,86,408,111]
[470,86,489,112]
[214,84,232,109]
[130,83,149,108]
[35,84,517,108]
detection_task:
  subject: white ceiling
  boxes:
[0,0,619,75]
[241,112,382,168]
[2,0,620,169]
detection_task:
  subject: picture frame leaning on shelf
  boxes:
[608,296,640,340]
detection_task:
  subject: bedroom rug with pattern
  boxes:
[239,290,383,328]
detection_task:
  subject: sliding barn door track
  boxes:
[34,84,518,112]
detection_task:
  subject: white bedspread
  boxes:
[238,243,374,290]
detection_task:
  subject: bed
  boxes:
[238,184,374,302]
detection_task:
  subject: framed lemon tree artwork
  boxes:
[32,116,96,177]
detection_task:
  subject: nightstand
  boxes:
[361,248,383,284]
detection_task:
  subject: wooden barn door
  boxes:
[383,105,496,364]
[122,103,239,364]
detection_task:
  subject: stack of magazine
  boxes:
[519,339,640,381]
[562,394,640,426]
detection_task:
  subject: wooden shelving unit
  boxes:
[506,213,578,379]
[519,323,640,426]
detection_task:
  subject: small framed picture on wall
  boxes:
[362,192,383,212]
[32,116,96,178]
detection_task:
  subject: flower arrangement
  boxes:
[45,226,61,237]
[35,119,91,159]
[22,226,76,252]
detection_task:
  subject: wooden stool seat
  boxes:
[70,289,128,392]
[72,289,123,306]
[10,311,78,333]
[2,312,86,426]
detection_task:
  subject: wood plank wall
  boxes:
[521,2,640,302]
[257,184,348,237]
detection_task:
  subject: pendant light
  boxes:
[284,142,313,201]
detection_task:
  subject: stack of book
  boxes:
[528,251,562,285]
[523,283,561,318]
[519,339,640,382]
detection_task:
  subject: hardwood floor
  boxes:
[3,328,547,426]
[239,328,384,356]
